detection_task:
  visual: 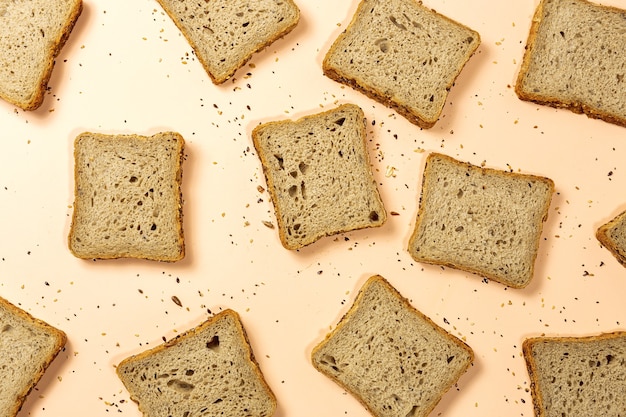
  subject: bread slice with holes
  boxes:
[252,103,387,250]
[522,332,626,417]
[311,275,474,417]
[596,209,626,266]
[0,296,67,417]
[408,152,554,288]
[323,0,480,128]
[117,309,276,417]
[515,0,626,127]
[68,132,185,261]
[0,0,82,110]
[155,0,300,84]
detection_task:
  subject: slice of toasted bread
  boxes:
[69,132,185,261]
[323,0,480,128]
[252,103,387,249]
[522,332,626,417]
[0,296,67,417]
[117,310,276,417]
[311,275,474,417]
[408,153,554,288]
[515,0,626,127]
[596,209,626,266]
[155,0,300,84]
[0,0,82,110]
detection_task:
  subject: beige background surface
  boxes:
[0,0,624,416]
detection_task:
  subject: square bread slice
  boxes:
[311,275,474,417]
[596,209,626,266]
[68,132,185,262]
[0,296,67,417]
[515,0,626,127]
[0,0,82,110]
[155,0,300,84]
[252,103,387,250]
[522,332,626,417]
[408,153,554,288]
[116,309,276,417]
[323,0,480,128]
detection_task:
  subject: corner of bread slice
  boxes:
[596,209,626,267]
[155,0,299,85]
[68,131,185,261]
[0,0,82,110]
[522,331,626,417]
[252,104,386,250]
[323,0,480,128]
[311,275,474,417]
[116,309,276,417]
[0,296,67,417]
[408,152,554,288]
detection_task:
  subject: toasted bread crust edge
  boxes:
[116,309,277,416]
[311,275,474,417]
[408,152,555,289]
[68,132,185,262]
[596,210,626,267]
[514,0,626,128]
[1,0,83,111]
[0,296,67,417]
[154,0,300,85]
[322,0,480,129]
[251,116,298,250]
[522,331,626,417]
[251,103,387,250]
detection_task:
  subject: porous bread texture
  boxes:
[0,296,66,417]
[252,103,387,250]
[155,0,300,84]
[69,132,185,262]
[323,0,480,128]
[523,332,626,417]
[116,309,276,417]
[596,209,626,266]
[408,153,554,288]
[515,0,626,127]
[312,275,473,417]
[0,0,82,110]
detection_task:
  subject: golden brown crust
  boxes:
[322,66,437,129]
[311,275,474,417]
[522,332,626,417]
[515,0,626,128]
[322,0,480,129]
[0,296,67,417]
[408,152,555,289]
[596,210,626,266]
[2,0,83,110]
[68,132,185,262]
[252,104,386,250]
[116,309,277,415]
[251,120,295,250]
[155,0,300,85]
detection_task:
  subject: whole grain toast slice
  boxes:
[69,132,185,262]
[117,309,276,417]
[311,275,474,417]
[323,0,480,128]
[0,0,83,110]
[252,103,387,250]
[155,0,300,84]
[522,332,626,417]
[515,0,626,127]
[596,208,626,266]
[408,153,554,288]
[0,296,67,417]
